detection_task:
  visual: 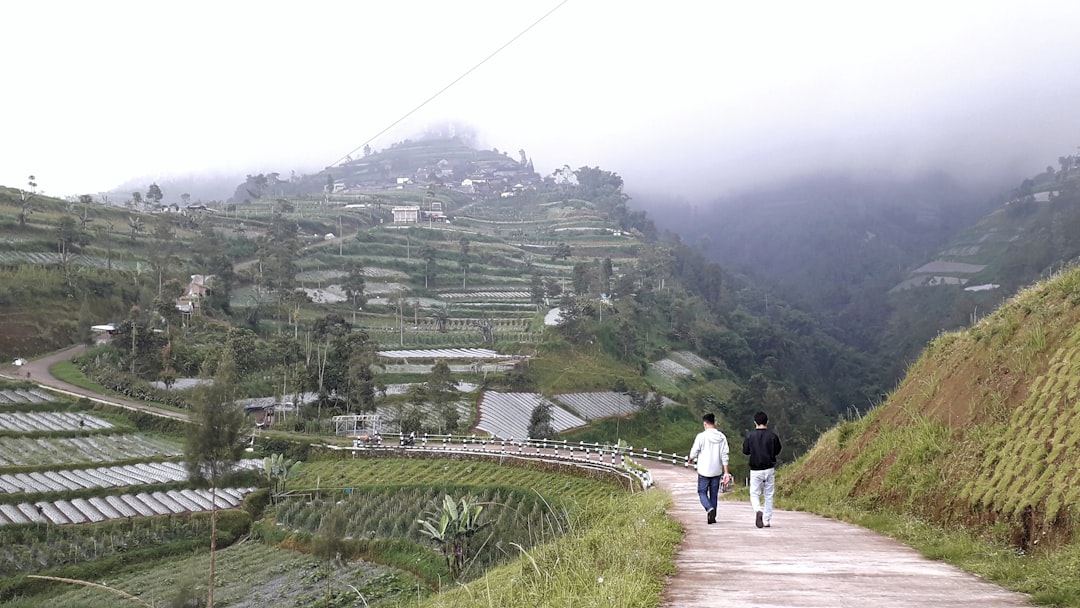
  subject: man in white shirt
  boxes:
[688,412,732,524]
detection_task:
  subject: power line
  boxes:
[328,0,569,169]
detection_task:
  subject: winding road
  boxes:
[2,348,1033,607]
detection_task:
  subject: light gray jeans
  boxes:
[749,468,776,524]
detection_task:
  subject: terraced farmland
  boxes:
[0,412,112,433]
[0,434,181,467]
[476,391,586,440]
[0,388,58,404]
[0,487,254,526]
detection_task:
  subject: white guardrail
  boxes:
[328,433,703,491]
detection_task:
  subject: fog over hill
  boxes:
[3,3,1080,204]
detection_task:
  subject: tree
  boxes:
[184,351,247,608]
[551,243,571,261]
[131,191,143,208]
[341,262,366,324]
[16,180,34,227]
[146,183,164,207]
[544,277,562,299]
[572,262,591,295]
[313,506,348,605]
[469,314,495,346]
[527,401,555,439]
[263,453,299,504]
[417,495,491,580]
[458,237,470,289]
[430,305,451,333]
[529,273,545,310]
[420,244,438,288]
[127,215,145,241]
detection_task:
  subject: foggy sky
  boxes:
[3,1,1080,201]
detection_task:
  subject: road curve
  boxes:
[648,465,1030,608]
[2,344,188,422]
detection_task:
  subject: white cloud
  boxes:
[3,1,1080,199]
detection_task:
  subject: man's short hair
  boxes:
[702,413,716,425]
[754,411,768,426]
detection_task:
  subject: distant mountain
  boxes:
[229,136,540,202]
[642,173,998,356]
[107,172,250,205]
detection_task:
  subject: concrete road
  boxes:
[650,465,1031,607]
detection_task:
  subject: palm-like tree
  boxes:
[127,215,145,241]
[430,305,451,333]
[417,495,491,580]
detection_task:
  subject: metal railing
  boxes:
[332,432,701,490]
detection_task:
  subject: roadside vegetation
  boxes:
[782,263,1080,606]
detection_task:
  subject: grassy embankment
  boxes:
[782,265,1080,606]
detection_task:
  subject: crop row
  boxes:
[0,459,262,495]
[0,389,56,405]
[274,486,562,570]
[0,508,250,578]
[0,434,182,467]
[439,290,531,299]
[0,251,135,269]
[0,411,111,433]
[0,486,255,526]
[476,391,586,440]
[377,347,515,360]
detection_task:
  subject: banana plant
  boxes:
[263,453,299,503]
[417,494,491,580]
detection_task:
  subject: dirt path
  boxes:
[647,464,1031,607]
[2,344,187,421]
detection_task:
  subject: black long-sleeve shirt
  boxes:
[742,427,782,471]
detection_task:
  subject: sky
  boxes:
[3,1,1080,201]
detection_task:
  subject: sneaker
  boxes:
[707,509,716,524]
[755,511,764,528]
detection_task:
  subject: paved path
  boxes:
[648,465,1031,607]
[2,345,187,421]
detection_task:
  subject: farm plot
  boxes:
[0,487,255,526]
[649,358,695,380]
[26,541,407,608]
[0,251,136,270]
[553,392,641,421]
[370,400,472,434]
[0,411,112,432]
[476,391,586,440]
[439,290,530,300]
[0,434,182,467]
[0,459,262,495]
[377,347,516,360]
[667,351,715,373]
[380,361,517,374]
[0,389,56,404]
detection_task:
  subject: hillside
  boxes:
[785,264,1080,560]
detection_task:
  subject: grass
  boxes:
[385,489,680,608]
[48,360,182,413]
[777,266,1080,607]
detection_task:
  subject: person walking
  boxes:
[743,411,783,528]
[688,412,731,525]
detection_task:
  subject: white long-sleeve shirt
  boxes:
[689,428,730,477]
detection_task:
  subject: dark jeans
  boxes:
[697,474,720,512]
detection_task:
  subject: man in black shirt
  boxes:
[742,411,782,528]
